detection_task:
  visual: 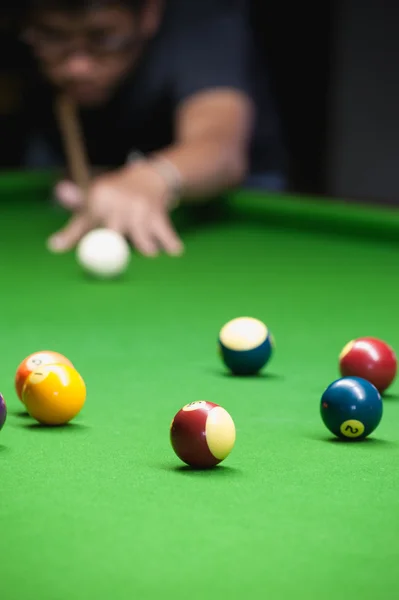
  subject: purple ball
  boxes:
[0,394,6,430]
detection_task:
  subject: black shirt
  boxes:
[24,0,286,175]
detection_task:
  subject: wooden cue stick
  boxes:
[55,93,91,197]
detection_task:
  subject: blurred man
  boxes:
[19,0,285,256]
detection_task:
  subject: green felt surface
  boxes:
[1,171,399,599]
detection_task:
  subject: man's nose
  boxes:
[63,54,95,77]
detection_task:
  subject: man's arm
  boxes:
[48,89,253,254]
[151,88,254,199]
[143,2,257,202]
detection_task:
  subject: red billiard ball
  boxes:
[15,350,73,402]
[170,401,236,468]
[339,337,397,393]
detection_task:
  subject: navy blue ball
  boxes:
[218,317,273,375]
[320,377,383,440]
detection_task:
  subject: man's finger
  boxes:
[47,212,93,253]
[125,210,159,257]
[55,180,85,210]
[124,200,159,256]
[103,205,129,236]
[151,213,184,256]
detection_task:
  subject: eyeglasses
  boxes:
[21,27,141,61]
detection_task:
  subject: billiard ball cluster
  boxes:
[0,350,86,439]
[16,350,86,425]
[170,316,273,468]
[320,337,397,440]
[0,323,397,468]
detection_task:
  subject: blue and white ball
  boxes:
[218,317,274,375]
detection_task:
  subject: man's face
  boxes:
[26,3,160,106]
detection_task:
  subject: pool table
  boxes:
[1,170,399,599]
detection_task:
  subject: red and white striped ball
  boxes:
[170,401,236,468]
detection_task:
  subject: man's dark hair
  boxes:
[1,0,148,35]
[40,0,145,9]
[18,0,147,18]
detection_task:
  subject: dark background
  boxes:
[1,0,398,202]
[326,0,399,203]
[251,1,333,196]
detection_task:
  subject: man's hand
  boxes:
[47,162,184,257]
[48,89,251,258]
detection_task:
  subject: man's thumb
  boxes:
[47,213,92,253]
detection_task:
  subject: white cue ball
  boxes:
[76,228,130,278]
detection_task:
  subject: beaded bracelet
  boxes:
[126,150,183,210]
